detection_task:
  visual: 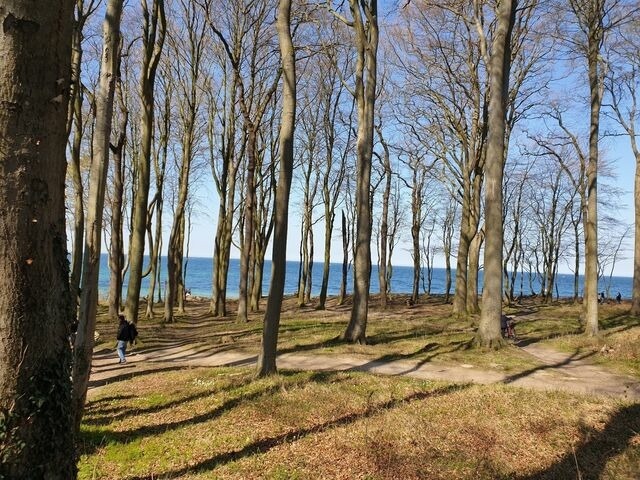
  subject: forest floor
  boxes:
[90,295,640,399]
[79,295,640,479]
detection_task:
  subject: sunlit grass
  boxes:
[79,366,640,479]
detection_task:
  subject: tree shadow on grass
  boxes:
[79,370,352,456]
[357,339,472,374]
[88,365,195,390]
[502,349,596,385]
[124,383,469,480]
[518,403,640,480]
[84,373,257,426]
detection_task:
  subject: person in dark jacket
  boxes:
[116,315,130,364]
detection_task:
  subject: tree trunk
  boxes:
[452,185,471,315]
[0,1,76,477]
[165,122,195,323]
[318,206,333,309]
[68,22,85,305]
[344,0,378,344]
[124,0,165,324]
[73,0,124,432]
[258,0,295,376]
[582,0,604,336]
[475,0,517,348]
[237,127,257,322]
[339,209,349,305]
[632,152,640,315]
[378,128,391,309]
[108,87,128,317]
[467,228,483,313]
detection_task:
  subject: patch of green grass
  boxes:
[79,366,640,479]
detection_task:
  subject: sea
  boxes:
[97,254,634,301]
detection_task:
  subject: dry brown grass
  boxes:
[79,366,640,479]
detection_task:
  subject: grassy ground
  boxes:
[83,296,640,479]
[95,295,640,377]
[79,367,640,479]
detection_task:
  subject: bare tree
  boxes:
[565,0,632,334]
[73,0,125,431]
[604,25,640,315]
[331,0,379,344]
[475,0,518,348]
[258,0,296,376]
[205,0,281,322]
[124,0,166,324]
[68,0,99,304]
[164,0,206,323]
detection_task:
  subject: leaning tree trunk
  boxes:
[0,1,76,477]
[475,0,517,348]
[258,0,295,376]
[73,0,124,433]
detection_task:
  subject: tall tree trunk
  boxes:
[68,17,85,305]
[73,0,124,432]
[339,209,349,305]
[108,93,127,318]
[452,185,471,315]
[165,151,193,323]
[632,150,640,315]
[0,1,76,477]
[344,0,378,344]
[124,0,165,324]
[237,127,257,322]
[467,227,483,313]
[258,0,295,376]
[378,127,391,309]
[577,0,604,336]
[475,0,517,348]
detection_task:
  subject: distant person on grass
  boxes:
[116,314,138,364]
[616,292,622,304]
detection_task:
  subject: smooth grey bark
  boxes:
[258,0,295,376]
[0,1,76,477]
[343,0,379,344]
[475,0,517,348]
[108,84,128,318]
[569,0,606,336]
[124,0,166,324]
[73,0,124,432]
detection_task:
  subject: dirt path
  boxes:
[88,339,640,401]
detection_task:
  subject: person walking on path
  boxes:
[116,315,137,364]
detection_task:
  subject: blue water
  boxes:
[97,254,633,301]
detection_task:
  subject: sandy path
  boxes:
[87,340,640,401]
